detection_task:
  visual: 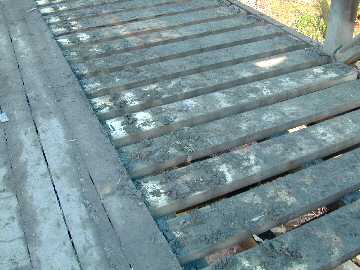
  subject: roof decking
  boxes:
[2,0,360,269]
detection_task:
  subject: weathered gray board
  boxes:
[94,50,327,127]
[25,0,183,268]
[138,107,360,217]
[37,0,145,15]
[74,23,282,77]
[91,49,324,120]
[3,4,132,269]
[105,64,354,143]
[0,8,81,270]
[60,14,261,60]
[42,0,197,23]
[0,118,31,269]
[205,199,360,270]
[52,4,246,45]
[81,35,307,97]
[163,147,360,264]
[118,73,359,178]
[49,1,220,36]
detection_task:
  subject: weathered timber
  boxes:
[38,0,155,15]
[105,49,329,145]
[335,34,360,64]
[4,3,132,268]
[28,0,183,268]
[60,15,259,58]
[82,35,306,97]
[118,71,358,178]
[205,199,360,270]
[107,64,355,146]
[54,5,245,45]
[43,0,194,24]
[50,1,220,36]
[0,119,31,270]
[138,108,360,217]
[323,0,359,55]
[164,147,360,264]
[0,8,81,270]
[74,23,280,77]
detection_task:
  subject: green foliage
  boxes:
[294,13,327,42]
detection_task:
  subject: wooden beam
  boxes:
[323,0,359,55]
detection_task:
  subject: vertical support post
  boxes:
[323,0,359,55]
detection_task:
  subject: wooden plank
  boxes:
[104,49,329,145]
[60,15,259,60]
[43,0,194,24]
[25,0,183,268]
[83,35,307,97]
[117,66,358,178]
[138,108,360,217]
[0,9,81,270]
[205,199,360,270]
[0,195,32,270]
[36,0,65,6]
[4,3,132,268]
[38,0,137,15]
[0,123,32,270]
[164,147,360,264]
[74,23,280,76]
[54,5,245,46]
[93,49,327,115]
[49,1,219,36]
[105,64,355,144]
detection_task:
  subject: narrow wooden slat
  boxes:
[163,147,360,264]
[75,23,279,76]
[94,50,327,117]
[118,66,358,178]
[104,49,328,145]
[205,199,360,270]
[60,15,259,60]
[38,0,139,15]
[43,0,192,24]
[50,2,219,36]
[105,64,354,144]
[55,6,245,46]
[138,108,360,217]
[83,35,307,97]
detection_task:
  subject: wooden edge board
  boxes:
[0,113,31,269]
[3,2,133,269]
[0,6,81,269]
[20,1,183,269]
